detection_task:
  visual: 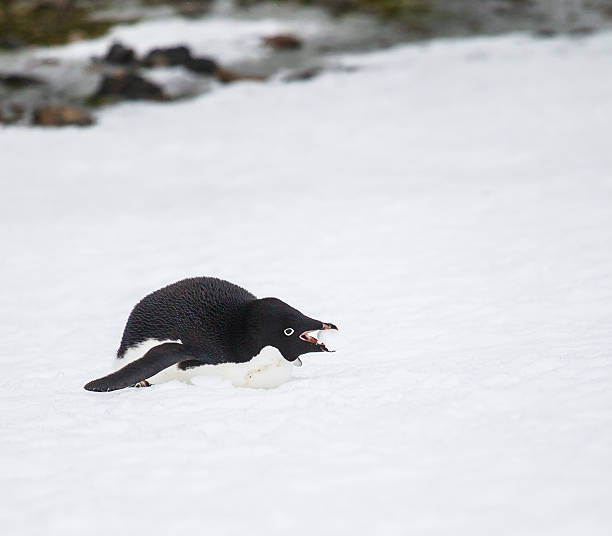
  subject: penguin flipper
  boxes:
[178,359,205,370]
[84,342,193,392]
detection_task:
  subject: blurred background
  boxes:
[1,0,612,125]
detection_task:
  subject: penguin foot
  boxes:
[134,380,151,388]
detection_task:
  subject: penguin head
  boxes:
[245,297,338,363]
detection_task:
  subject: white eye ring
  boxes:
[284,328,294,336]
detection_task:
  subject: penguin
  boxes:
[84,277,338,392]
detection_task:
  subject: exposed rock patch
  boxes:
[104,43,137,66]
[263,33,303,50]
[283,66,323,82]
[93,71,166,103]
[142,45,218,75]
[215,67,266,84]
[142,46,193,67]
[0,74,44,89]
[33,106,94,127]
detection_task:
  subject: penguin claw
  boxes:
[134,380,151,388]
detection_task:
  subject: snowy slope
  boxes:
[1,30,612,535]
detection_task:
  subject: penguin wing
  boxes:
[84,342,194,392]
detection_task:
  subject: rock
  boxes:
[142,45,219,76]
[214,68,266,84]
[263,33,303,50]
[142,46,192,67]
[185,57,218,75]
[283,64,356,83]
[0,74,44,89]
[104,43,136,65]
[284,67,322,82]
[94,72,165,102]
[33,106,94,127]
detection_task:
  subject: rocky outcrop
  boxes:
[142,46,192,67]
[215,67,266,84]
[284,67,322,82]
[0,74,43,89]
[142,45,219,75]
[186,57,218,75]
[263,33,303,50]
[104,43,136,66]
[33,106,94,127]
[93,71,165,102]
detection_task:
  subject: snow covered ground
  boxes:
[1,27,612,535]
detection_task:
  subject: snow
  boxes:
[2,27,612,535]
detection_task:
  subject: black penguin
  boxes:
[84,277,337,392]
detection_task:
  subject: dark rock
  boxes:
[142,45,219,76]
[104,43,136,65]
[185,56,218,75]
[0,74,44,89]
[284,67,323,82]
[141,45,219,77]
[263,33,303,50]
[143,46,192,67]
[94,72,165,102]
[33,106,94,127]
[283,65,357,83]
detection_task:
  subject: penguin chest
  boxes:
[186,346,293,389]
[118,341,293,389]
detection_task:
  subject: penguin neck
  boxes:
[233,299,275,362]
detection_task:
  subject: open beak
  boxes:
[299,322,338,352]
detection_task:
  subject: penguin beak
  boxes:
[299,322,338,352]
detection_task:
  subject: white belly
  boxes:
[117,340,293,389]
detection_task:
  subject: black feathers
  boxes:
[85,343,192,392]
[117,277,255,363]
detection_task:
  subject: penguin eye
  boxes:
[284,328,294,336]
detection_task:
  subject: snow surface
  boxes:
[2,29,612,536]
